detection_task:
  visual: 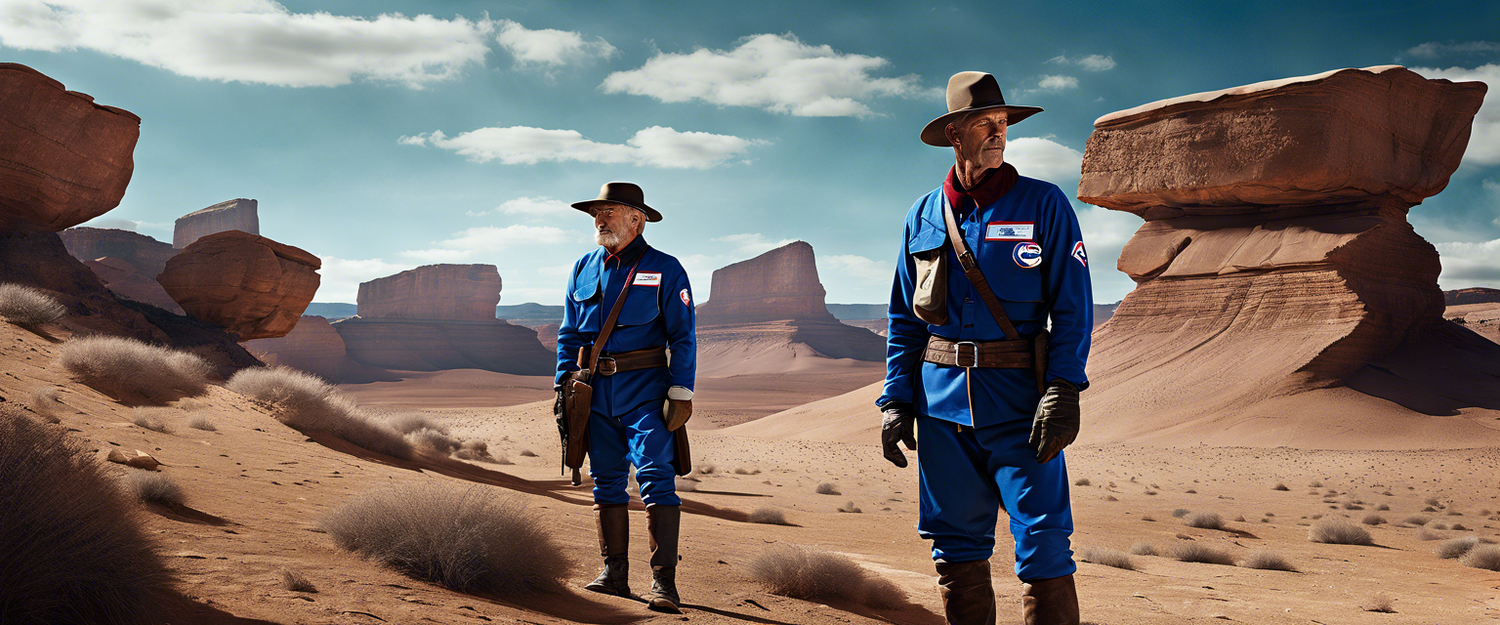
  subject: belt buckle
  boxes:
[953,341,979,368]
[597,356,618,376]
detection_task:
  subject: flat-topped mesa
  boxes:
[0,63,140,232]
[174,198,259,248]
[157,231,322,340]
[60,227,183,312]
[1079,66,1486,218]
[242,315,347,382]
[697,241,836,325]
[357,264,502,321]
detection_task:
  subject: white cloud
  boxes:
[400,224,578,262]
[1405,41,1500,60]
[1036,75,1079,91]
[494,19,615,68]
[600,33,926,117]
[713,233,796,256]
[1437,238,1500,288]
[1047,54,1116,71]
[0,0,493,88]
[493,196,574,220]
[1411,64,1500,167]
[1007,137,1084,182]
[79,216,138,231]
[401,125,766,169]
[316,256,411,302]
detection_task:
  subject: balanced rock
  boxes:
[1079,66,1485,217]
[60,227,181,312]
[242,315,347,382]
[697,241,836,324]
[0,63,141,232]
[358,264,502,321]
[157,230,321,340]
[1081,65,1491,445]
[174,199,259,249]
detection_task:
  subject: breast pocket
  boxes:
[617,286,661,326]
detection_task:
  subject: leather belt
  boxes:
[595,346,669,376]
[922,335,1033,369]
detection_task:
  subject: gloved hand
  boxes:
[880,401,919,468]
[1030,379,1080,464]
[664,386,694,431]
[553,384,566,417]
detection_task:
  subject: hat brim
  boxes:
[571,199,663,223]
[920,104,1044,147]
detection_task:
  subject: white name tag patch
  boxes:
[633,272,662,286]
[985,222,1034,241]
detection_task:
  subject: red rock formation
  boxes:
[173,199,259,248]
[332,317,553,375]
[1080,66,1490,444]
[1445,287,1500,306]
[697,241,834,325]
[357,264,502,321]
[0,63,141,232]
[60,227,182,312]
[242,316,347,382]
[157,231,321,340]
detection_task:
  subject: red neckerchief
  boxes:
[943,162,1019,215]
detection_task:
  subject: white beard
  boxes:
[596,231,624,248]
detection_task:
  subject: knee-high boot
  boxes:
[935,559,996,625]
[584,503,630,596]
[645,504,681,613]
[1021,574,1079,625]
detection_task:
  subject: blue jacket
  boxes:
[557,236,697,418]
[878,175,1092,427]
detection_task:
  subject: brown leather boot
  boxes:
[584,504,630,597]
[935,559,996,625]
[645,504,681,613]
[1021,574,1079,625]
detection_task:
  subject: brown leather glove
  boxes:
[880,402,919,468]
[1030,379,1080,464]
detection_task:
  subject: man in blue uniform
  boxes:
[556,182,697,614]
[878,72,1092,625]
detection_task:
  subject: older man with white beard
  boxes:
[555,182,697,613]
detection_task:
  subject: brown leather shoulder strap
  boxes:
[942,197,1021,341]
[581,251,646,371]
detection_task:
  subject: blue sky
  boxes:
[3,1,1497,305]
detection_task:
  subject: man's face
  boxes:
[948,109,1009,171]
[593,203,642,249]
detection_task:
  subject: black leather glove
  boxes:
[1030,379,1080,464]
[553,384,565,417]
[880,402,919,468]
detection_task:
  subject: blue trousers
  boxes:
[917,416,1075,581]
[588,402,679,507]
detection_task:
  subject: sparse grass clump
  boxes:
[228,367,411,459]
[837,501,862,513]
[1240,550,1296,571]
[1127,541,1157,556]
[1460,544,1500,571]
[1361,593,1396,613]
[131,408,172,434]
[126,471,186,507]
[734,467,761,475]
[1184,512,1225,530]
[29,387,65,423]
[815,482,840,495]
[1077,546,1135,570]
[746,545,906,609]
[1417,528,1443,541]
[1436,536,1487,559]
[1171,508,1190,518]
[1402,515,1429,526]
[519,449,538,457]
[407,428,460,454]
[188,416,216,431]
[281,569,316,593]
[1272,482,1289,491]
[60,336,210,403]
[748,507,791,525]
[1309,518,1373,545]
[1362,514,1386,526]
[0,410,175,622]
[0,283,66,327]
[1074,478,1090,486]
[1168,542,1236,565]
[320,481,570,595]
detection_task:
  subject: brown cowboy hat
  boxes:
[920,72,1043,147]
[571,181,663,222]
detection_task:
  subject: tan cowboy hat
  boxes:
[571,181,663,222]
[920,72,1043,147]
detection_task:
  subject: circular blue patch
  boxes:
[1013,242,1043,268]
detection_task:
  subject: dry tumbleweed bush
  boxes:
[746,544,905,609]
[0,283,66,327]
[1308,518,1373,546]
[228,366,412,460]
[60,336,210,403]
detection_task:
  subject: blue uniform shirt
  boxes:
[557,236,697,418]
[879,175,1093,427]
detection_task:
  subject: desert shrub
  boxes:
[1171,508,1190,518]
[60,336,210,403]
[320,481,570,595]
[188,416,216,431]
[407,428,460,454]
[676,477,699,492]
[1402,515,1429,526]
[1430,522,1449,530]
[1074,478,1090,486]
[519,449,538,457]
[1425,496,1441,506]
[748,507,790,525]
[1361,593,1396,613]
[1127,541,1157,556]
[1168,542,1236,565]
[0,283,67,327]
[387,413,447,435]
[29,387,64,423]
[132,407,172,434]
[815,482,840,496]
[1417,528,1443,541]
[837,501,862,513]
[1436,536,1485,559]
[746,545,905,609]
[1184,512,1225,530]
[281,569,316,593]
[0,411,175,622]
[227,367,411,459]
[1272,482,1289,491]
[1362,514,1386,526]
[734,467,761,475]
[1452,523,1468,531]
[1144,490,1157,495]
[1308,480,1323,487]
[1342,502,1364,510]
[1375,503,1389,511]
[1460,545,1500,571]
[1308,518,1373,545]
[1241,550,1296,571]
[126,471,185,507]
[1076,546,1134,570]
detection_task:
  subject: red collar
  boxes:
[943,162,1018,212]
